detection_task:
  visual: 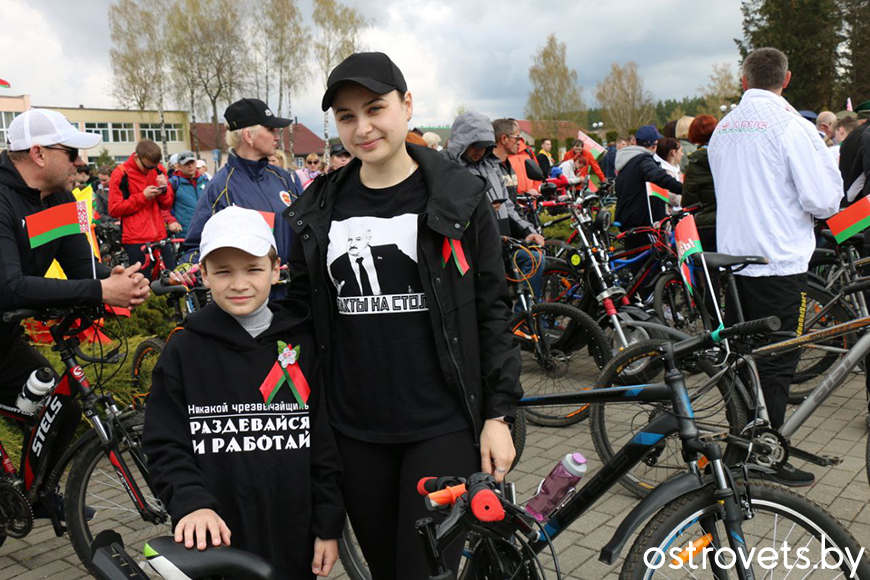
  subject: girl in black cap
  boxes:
[283,52,522,579]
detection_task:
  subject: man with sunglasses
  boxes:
[109,139,181,278]
[0,109,150,428]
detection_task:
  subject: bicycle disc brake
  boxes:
[748,427,789,471]
[0,480,33,538]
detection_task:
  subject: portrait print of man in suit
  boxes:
[329,223,421,297]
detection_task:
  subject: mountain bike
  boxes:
[0,307,169,574]
[591,252,870,498]
[504,238,611,426]
[416,317,870,579]
[89,531,275,579]
[94,221,127,268]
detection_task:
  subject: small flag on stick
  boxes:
[826,197,870,244]
[646,182,670,203]
[25,201,89,248]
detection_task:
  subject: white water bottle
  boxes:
[17,368,55,414]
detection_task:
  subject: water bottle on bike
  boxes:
[525,452,587,522]
[16,367,56,414]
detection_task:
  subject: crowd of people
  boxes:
[1,44,870,580]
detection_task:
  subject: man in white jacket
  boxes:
[709,47,843,487]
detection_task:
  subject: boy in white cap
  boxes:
[143,206,342,579]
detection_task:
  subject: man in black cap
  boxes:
[327,143,353,173]
[181,98,303,291]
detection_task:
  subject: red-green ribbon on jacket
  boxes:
[441,237,469,276]
[258,341,311,406]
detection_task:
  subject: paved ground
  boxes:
[3,356,869,579]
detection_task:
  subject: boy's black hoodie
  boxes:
[143,300,343,579]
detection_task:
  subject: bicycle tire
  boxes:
[789,283,855,403]
[65,411,171,574]
[130,337,165,399]
[652,271,704,336]
[509,302,611,427]
[590,340,748,498]
[621,480,870,579]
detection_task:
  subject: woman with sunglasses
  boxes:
[284,52,522,579]
[296,153,323,190]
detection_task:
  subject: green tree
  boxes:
[698,62,743,118]
[524,33,586,139]
[736,0,842,110]
[838,0,870,105]
[93,148,115,169]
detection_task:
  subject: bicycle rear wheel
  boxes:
[789,284,856,403]
[590,340,748,498]
[621,481,870,579]
[510,302,611,427]
[653,271,705,336]
[65,411,170,574]
[129,337,164,405]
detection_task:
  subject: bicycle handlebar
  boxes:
[672,316,781,359]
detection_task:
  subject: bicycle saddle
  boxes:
[690,252,769,270]
[144,536,276,580]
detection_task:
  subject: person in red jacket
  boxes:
[562,138,606,183]
[109,140,180,278]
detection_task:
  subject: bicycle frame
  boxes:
[749,315,870,442]
[503,346,758,576]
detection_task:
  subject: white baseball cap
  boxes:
[7,109,102,151]
[199,206,277,263]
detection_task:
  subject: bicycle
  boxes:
[592,252,870,498]
[0,307,169,574]
[503,238,611,427]
[415,317,870,579]
[89,531,275,579]
[94,220,128,268]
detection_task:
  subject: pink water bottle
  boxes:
[525,453,587,522]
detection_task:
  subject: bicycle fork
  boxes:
[662,343,757,580]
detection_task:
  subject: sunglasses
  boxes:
[44,145,78,162]
[307,160,319,165]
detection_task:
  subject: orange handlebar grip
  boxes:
[425,483,467,510]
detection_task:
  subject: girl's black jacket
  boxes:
[142,300,343,579]
[282,143,523,441]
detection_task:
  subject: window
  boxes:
[85,122,133,143]
[0,111,20,149]
[140,123,183,142]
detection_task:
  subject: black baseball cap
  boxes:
[224,98,291,131]
[321,52,407,111]
[329,143,350,156]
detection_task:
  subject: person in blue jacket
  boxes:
[184,98,303,267]
[169,150,208,238]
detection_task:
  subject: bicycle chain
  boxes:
[0,480,33,538]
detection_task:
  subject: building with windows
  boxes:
[0,94,191,166]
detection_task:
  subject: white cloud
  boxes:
[0,0,115,108]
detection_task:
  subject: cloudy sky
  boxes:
[0,0,744,136]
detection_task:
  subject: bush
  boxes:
[105,294,176,339]
[606,130,619,144]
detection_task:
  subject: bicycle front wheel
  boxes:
[65,411,171,574]
[621,481,870,579]
[129,337,164,405]
[590,340,748,498]
[510,302,611,427]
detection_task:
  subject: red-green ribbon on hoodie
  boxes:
[258,341,311,406]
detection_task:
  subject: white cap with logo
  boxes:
[199,206,277,263]
[7,109,102,151]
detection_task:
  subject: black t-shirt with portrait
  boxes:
[326,166,468,443]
